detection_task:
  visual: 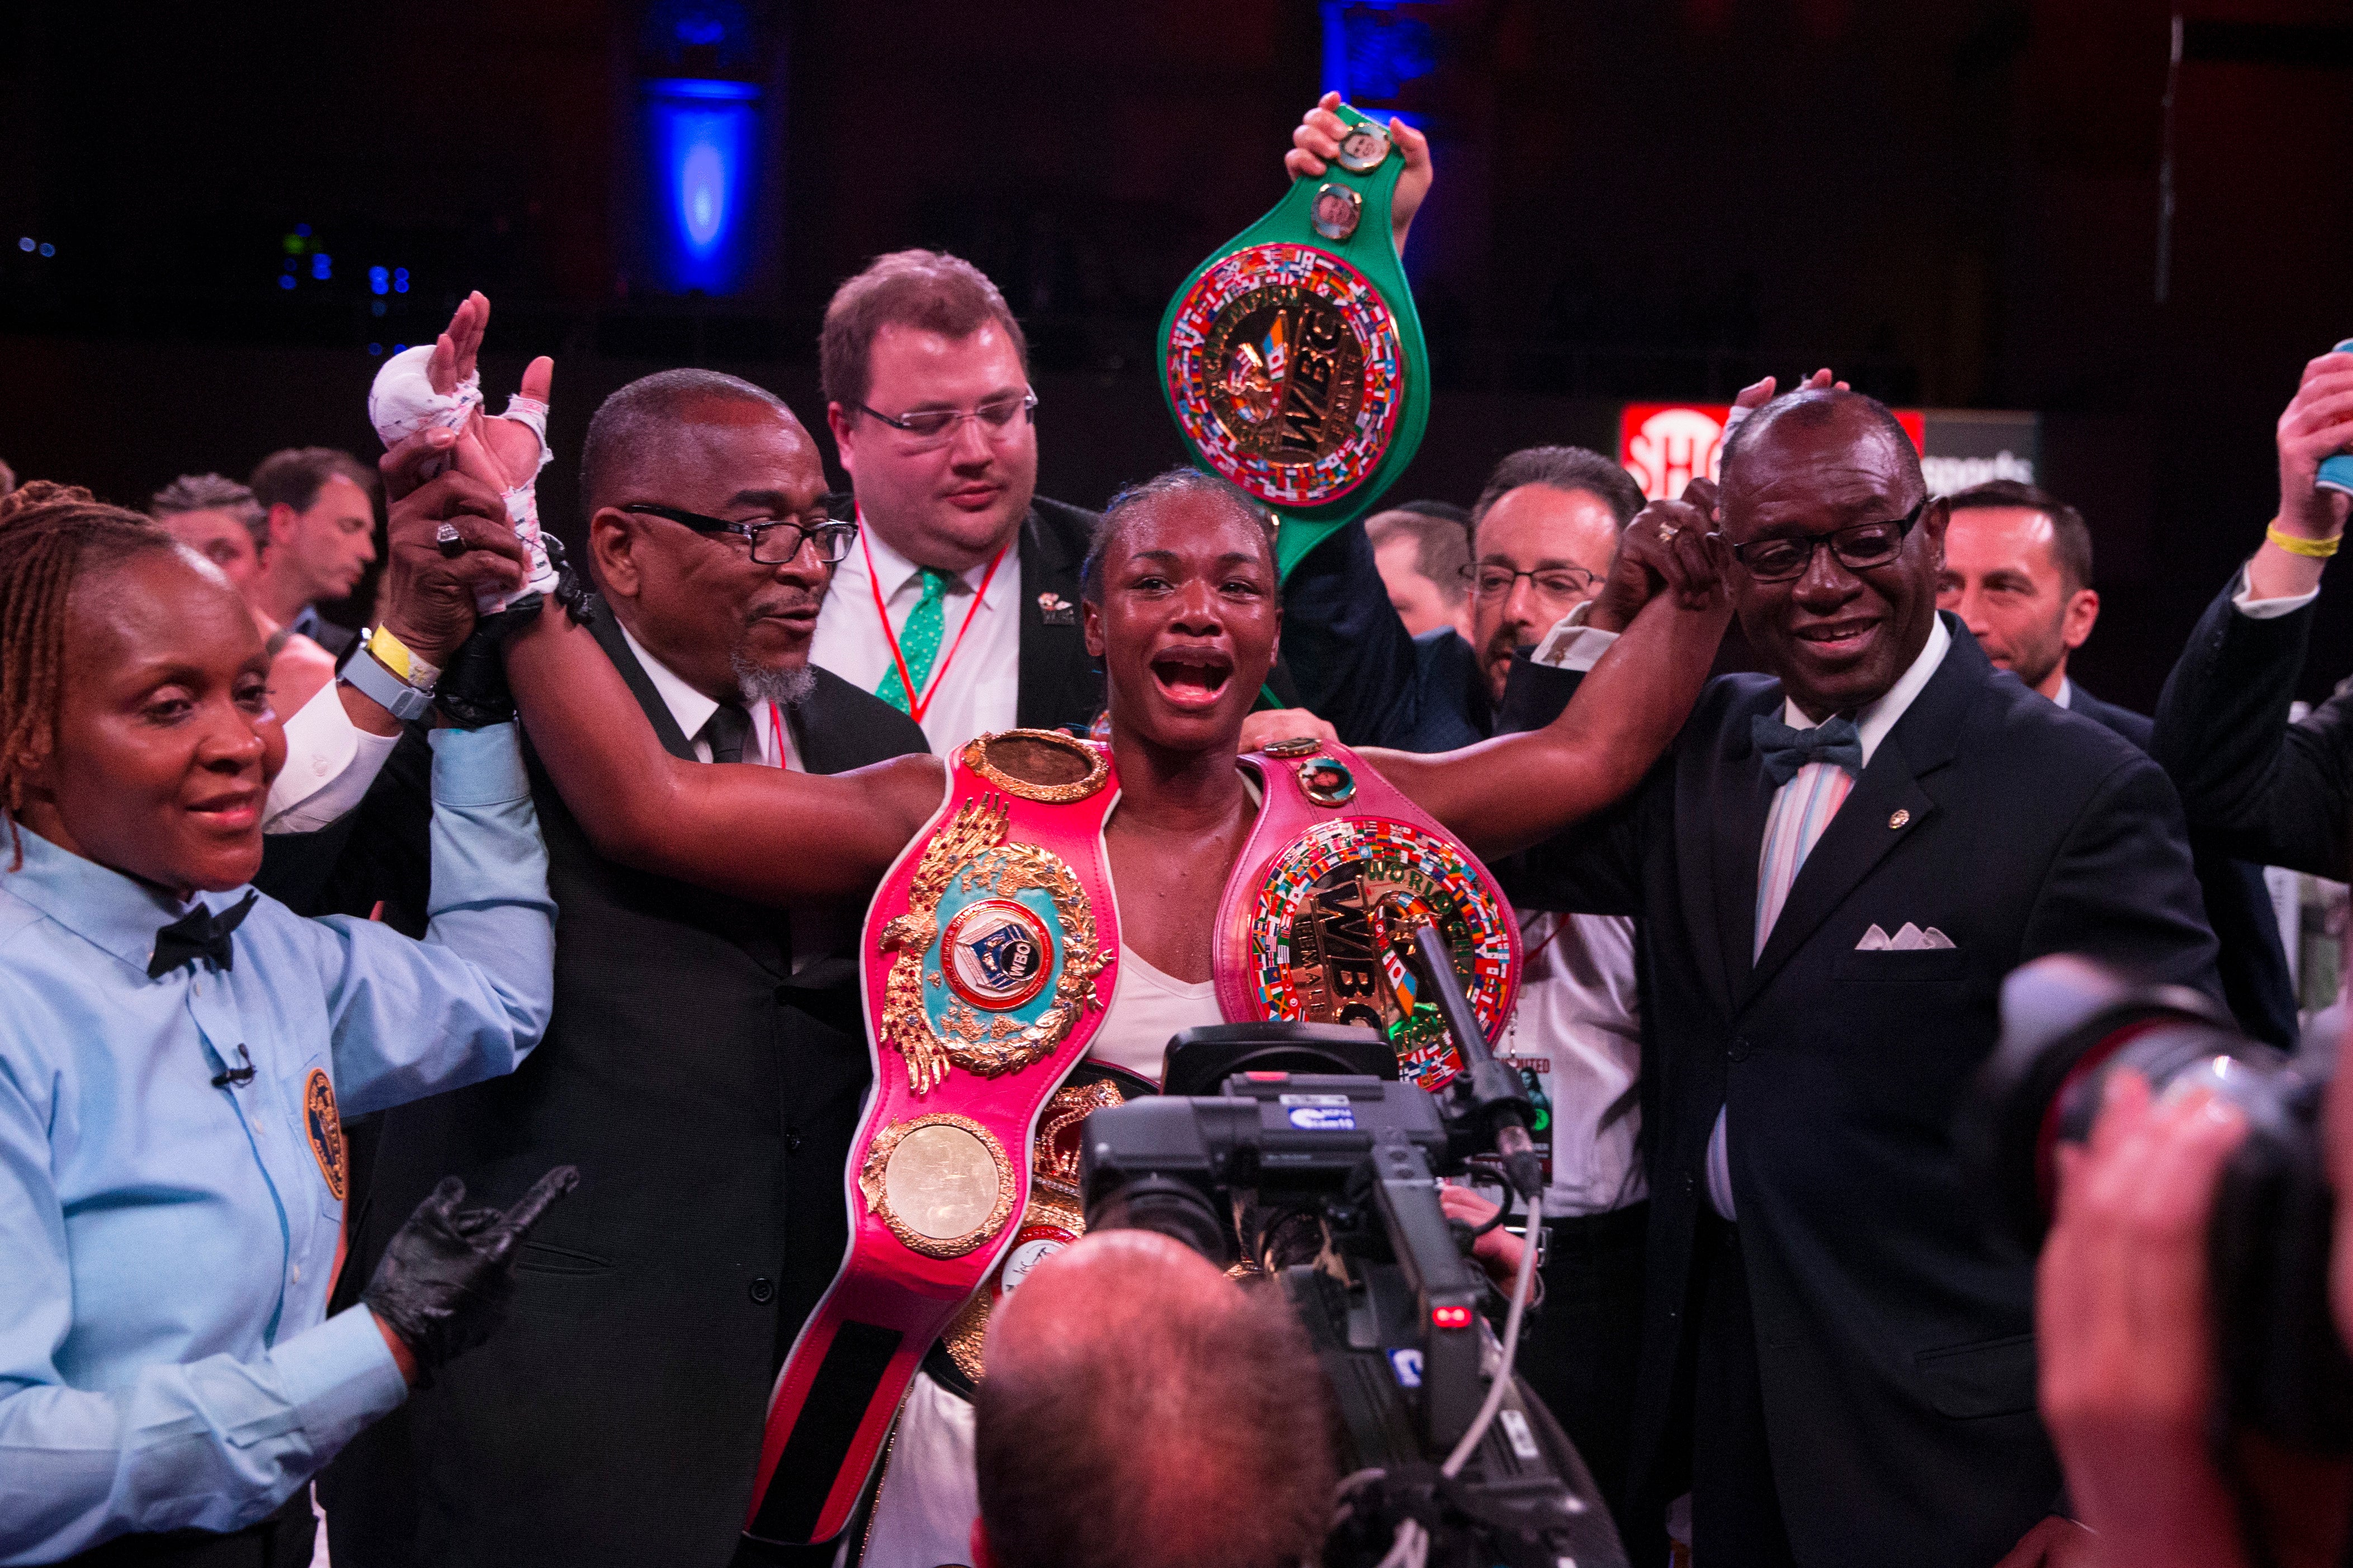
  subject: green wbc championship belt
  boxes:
[1159,101,1431,578]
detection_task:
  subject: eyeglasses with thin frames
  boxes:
[620,504,858,566]
[1461,562,1604,600]
[851,388,1039,451]
[1726,500,1926,583]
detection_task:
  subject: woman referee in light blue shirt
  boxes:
[0,482,569,1565]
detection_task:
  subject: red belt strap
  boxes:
[744,731,1120,1546]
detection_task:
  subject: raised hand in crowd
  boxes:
[424,290,555,498]
[2247,345,2353,600]
[1284,89,1433,254]
[373,430,531,669]
[1582,368,1840,633]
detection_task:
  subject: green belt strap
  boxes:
[1157,101,1431,581]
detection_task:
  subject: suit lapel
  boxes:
[1014,501,1095,731]
[590,610,700,762]
[1694,691,1776,1017]
[1742,740,1937,1000]
[1740,614,1980,1005]
[590,605,787,975]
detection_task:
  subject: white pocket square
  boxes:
[1856,922,1955,952]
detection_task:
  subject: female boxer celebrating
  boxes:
[382,292,1726,1564]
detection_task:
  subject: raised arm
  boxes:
[498,604,943,903]
[2148,350,2353,879]
[1373,552,1730,856]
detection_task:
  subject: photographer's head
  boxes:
[972,1231,1336,1568]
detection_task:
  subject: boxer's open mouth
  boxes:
[1150,647,1234,709]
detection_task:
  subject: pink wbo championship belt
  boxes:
[745,729,1120,1546]
[745,733,1519,1544]
[1216,737,1520,1084]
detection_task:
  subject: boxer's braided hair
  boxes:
[0,482,179,866]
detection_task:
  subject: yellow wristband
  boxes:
[364,624,440,690]
[2266,520,2342,560]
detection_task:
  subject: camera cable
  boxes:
[1357,1187,1547,1568]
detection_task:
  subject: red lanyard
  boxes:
[766,701,787,769]
[862,532,1007,726]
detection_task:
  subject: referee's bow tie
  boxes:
[1751,713,1864,789]
[150,890,259,978]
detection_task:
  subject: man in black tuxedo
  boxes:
[809,249,1099,750]
[313,369,926,1568]
[2151,344,2353,882]
[1935,479,2296,1045]
[1499,389,2219,1568]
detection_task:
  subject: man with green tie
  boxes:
[808,249,1101,751]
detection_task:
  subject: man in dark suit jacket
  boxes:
[1934,479,2297,1045]
[1277,445,1643,751]
[809,249,1100,747]
[2149,350,2353,883]
[314,368,926,1568]
[2152,578,2353,878]
[1499,390,2219,1568]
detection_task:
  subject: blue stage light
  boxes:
[368,343,382,356]
[370,265,389,295]
[312,253,332,280]
[393,267,410,293]
[648,78,758,293]
[278,274,296,291]
[16,237,31,253]
[36,243,53,258]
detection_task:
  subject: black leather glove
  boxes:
[362,1165,578,1384]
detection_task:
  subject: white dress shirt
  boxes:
[1506,910,1647,1216]
[614,623,802,770]
[810,519,1022,755]
[264,682,401,834]
[1703,615,1953,1220]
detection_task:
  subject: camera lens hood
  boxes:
[1959,955,2235,1255]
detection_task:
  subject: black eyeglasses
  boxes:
[1460,562,1604,599]
[851,388,1038,450]
[621,504,858,566]
[1727,501,1925,583]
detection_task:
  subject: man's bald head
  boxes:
[1719,387,1925,508]
[579,368,806,517]
[975,1231,1336,1568]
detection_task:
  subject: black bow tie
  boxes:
[150,891,258,979]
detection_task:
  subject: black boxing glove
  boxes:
[362,1165,578,1385]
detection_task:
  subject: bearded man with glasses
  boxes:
[809,248,1100,751]
[1497,386,2222,1568]
[295,357,929,1568]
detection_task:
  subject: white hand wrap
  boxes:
[367,345,559,610]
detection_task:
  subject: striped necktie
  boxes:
[876,568,954,715]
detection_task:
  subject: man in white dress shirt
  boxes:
[810,249,1102,752]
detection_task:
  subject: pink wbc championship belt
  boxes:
[1215,738,1520,1087]
[744,730,1121,1546]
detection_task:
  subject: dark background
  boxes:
[3,0,2350,709]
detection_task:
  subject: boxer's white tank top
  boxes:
[1079,770,1260,1083]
